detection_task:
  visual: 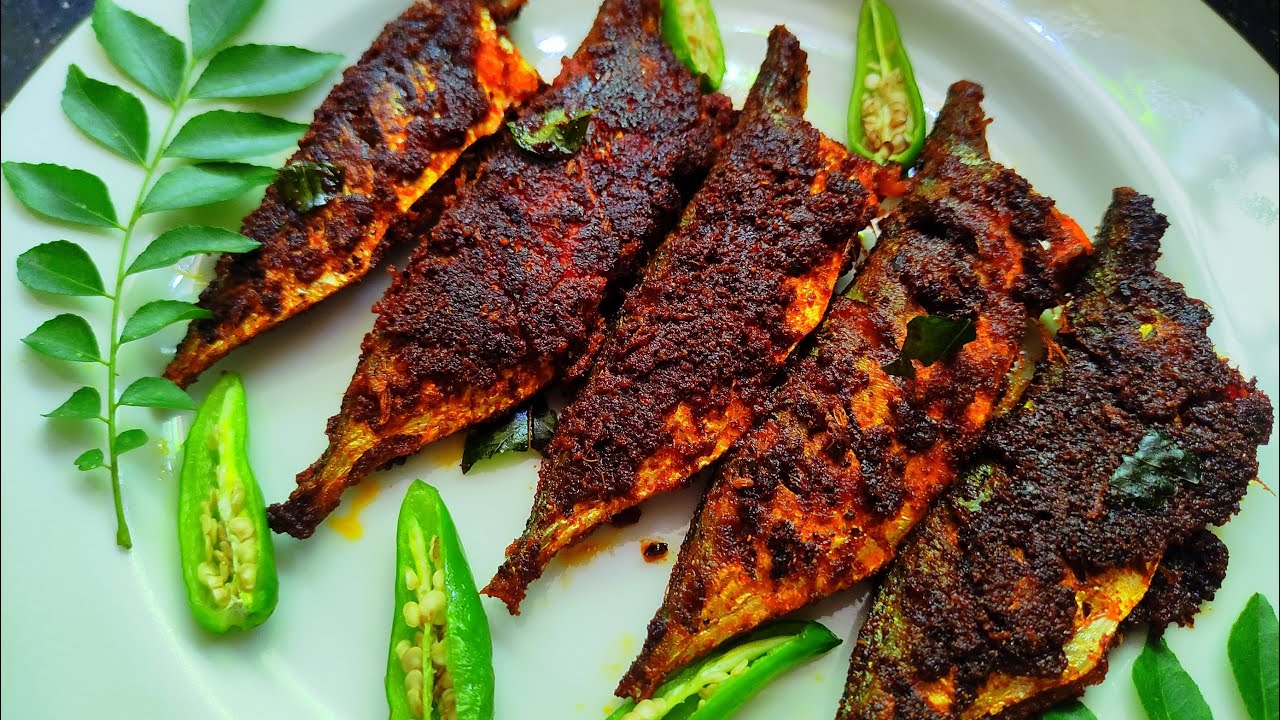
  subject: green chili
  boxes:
[661,0,726,92]
[848,0,926,167]
[177,372,278,633]
[387,480,494,720]
[607,621,840,720]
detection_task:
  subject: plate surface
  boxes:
[1,1,1276,718]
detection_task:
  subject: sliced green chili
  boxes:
[661,0,726,92]
[848,0,926,167]
[607,621,840,720]
[177,372,278,632]
[387,480,494,720]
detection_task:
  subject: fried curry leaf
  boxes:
[1228,593,1279,720]
[1041,700,1098,720]
[461,398,557,473]
[1109,429,1200,509]
[882,314,976,378]
[273,160,344,213]
[508,108,596,159]
[1132,636,1213,720]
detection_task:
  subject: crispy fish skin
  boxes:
[164,0,541,388]
[837,189,1273,720]
[266,0,734,539]
[483,27,889,613]
[617,81,1094,699]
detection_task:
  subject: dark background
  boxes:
[2,0,1278,108]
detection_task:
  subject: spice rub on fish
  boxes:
[617,81,1093,700]
[837,189,1273,720]
[267,0,734,539]
[483,28,888,613]
[163,0,540,388]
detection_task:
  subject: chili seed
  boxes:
[401,646,423,673]
[402,601,423,628]
[405,568,420,591]
[395,639,411,658]
[422,589,446,625]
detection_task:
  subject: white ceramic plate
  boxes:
[2,1,1276,718]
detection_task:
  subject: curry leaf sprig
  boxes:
[3,0,341,549]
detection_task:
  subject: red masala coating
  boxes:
[267,0,734,539]
[483,28,888,613]
[164,0,540,388]
[838,189,1273,720]
[617,82,1094,700]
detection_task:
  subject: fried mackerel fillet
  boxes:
[483,28,890,612]
[163,0,541,388]
[616,81,1094,699]
[837,188,1273,720]
[267,0,734,539]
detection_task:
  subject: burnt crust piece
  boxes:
[267,0,734,539]
[483,27,889,613]
[837,189,1273,720]
[164,0,541,388]
[616,81,1095,700]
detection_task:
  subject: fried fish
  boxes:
[267,0,734,539]
[836,188,1273,720]
[617,81,1093,699]
[164,0,540,388]
[484,27,889,613]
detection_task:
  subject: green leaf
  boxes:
[126,226,259,275]
[44,387,103,420]
[191,44,343,98]
[508,108,596,159]
[16,240,108,297]
[61,65,149,163]
[1041,700,1098,720]
[1229,593,1279,720]
[1109,429,1201,510]
[189,0,264,59]
[273,160,344,213]
[141,162,276,214]
[882,314,977,378]
[461,397,557,473]
[118,376,196,410]
[1,162,119,228]
[1132,636,1213,720]
[112,429,150,455]
[164,110,307,161]
[120,300,211,343]
[91,0,186,104]
[75,448,106,471]
[22,314,102,363]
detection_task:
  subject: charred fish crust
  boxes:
[617,81,1095,700]
[166,0,541,387]
[485,26,886,611]
[266,0,732,539]
[838,189,1272,719]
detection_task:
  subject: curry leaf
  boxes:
[164,110,307,161]
[112,428,150,456]
[16,240,108,297]
[75,448,106,471]
[882,314,976,378]
[120,300,211,343]
[2,162,119,228]
[461,398,557,473]
[141,162,276,214]
[192,44,343,98]
[44,387,103,420]
[1132,636,1213,720]
[1229,593,1279,720]
[273,160,344,212]
[189,0,264,59]
[22,314,102,363]
[1041,700,1098,720]
[61,65,149,163]
[509,108,596,159]
[119,377,196,410]
[91,0,186,104]
[1109,429,1200,509]
[127,226,258,275]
